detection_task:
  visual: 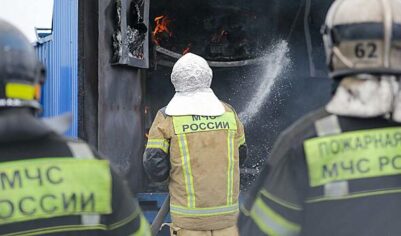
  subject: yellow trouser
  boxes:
[169,224,238,236]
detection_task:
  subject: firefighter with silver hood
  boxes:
[238,0,401,235]
[143,53,247,236]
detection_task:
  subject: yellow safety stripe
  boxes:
[177,134,196,208]
[170,203,238,217]
[227,131,235,205]
[3,206,142,236]
[146,139,169,153]
[131,214,151,236]
[5,83,35,100]
[239,135,246,146]
[304,127,401,187]
[250,197,301,236]
[306,187,401,204]
[260,189,303,211]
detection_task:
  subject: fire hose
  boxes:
[151,194,170,236]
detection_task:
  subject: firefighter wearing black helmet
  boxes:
[238,0,401,235]
[0,19,150,236]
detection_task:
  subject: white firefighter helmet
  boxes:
[322,0,401,78]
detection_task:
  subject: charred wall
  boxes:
[79,0,146,192]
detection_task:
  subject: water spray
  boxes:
[239,40,291,125]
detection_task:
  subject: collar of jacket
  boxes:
[0,109,54,143]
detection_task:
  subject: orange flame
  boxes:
[152,15,172,45]
[183,43,192,54]
[183,47,190,54]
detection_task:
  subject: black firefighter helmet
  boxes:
[0,18,44,110]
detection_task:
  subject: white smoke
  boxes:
[239,40,291,125]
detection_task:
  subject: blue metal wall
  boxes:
[35,0,79,137]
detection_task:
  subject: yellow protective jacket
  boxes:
[143,103,247,230]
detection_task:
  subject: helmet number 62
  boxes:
[354,42,377,59]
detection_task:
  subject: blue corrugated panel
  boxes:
[35,0,78,137]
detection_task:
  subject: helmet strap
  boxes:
[332,46,354,68]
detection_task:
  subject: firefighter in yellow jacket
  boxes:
[143,53,247,236]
